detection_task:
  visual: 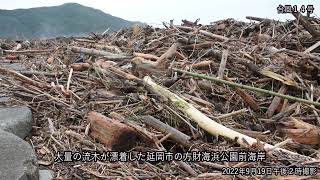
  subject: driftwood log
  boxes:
[87,111,138,151]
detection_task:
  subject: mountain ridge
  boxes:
[0,3,141,39]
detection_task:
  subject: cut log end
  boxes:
[88,111,138,151]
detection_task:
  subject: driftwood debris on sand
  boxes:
[1,14,320,179]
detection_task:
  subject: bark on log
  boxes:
[292,12,320,38]
[155,43,179,67]
[140,115,191,147]
[68,46,132,60]
[199,30,229,41]
[88,111,138,151]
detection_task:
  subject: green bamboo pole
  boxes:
[173,68,320,107]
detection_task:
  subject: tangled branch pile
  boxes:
[1,13,320,179]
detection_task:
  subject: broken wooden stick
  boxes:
[3,49,54,54]
[20,71,62,77]
[224,76,260,111]
[175,160,198,177]
[217,50,228,79]
[215,108,248,120]
[70,63,91,71]
[199,30,229,41]
[304,41,320,53]
[155,42,179,67]
[191,60,214,69]
[0,66,51,89]
[246,16,274,22]
[266,85,287,118]
[182,42,214,49]
[143,76,314,161]
[133,52,159,61]
[140,115,191,147]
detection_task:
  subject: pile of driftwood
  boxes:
[1,12,320,179]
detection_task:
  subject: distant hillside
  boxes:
[0,3,141,39]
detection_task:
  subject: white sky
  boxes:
[0,0,319,25]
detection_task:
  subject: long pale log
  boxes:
[199,30,229,41]
[155,43,179,66]
[68,46,132,60]
[0,66,51,88]
[143,76,314,161]
[304,41,320,53]
[4,49,54,54]
[246,16,274,22]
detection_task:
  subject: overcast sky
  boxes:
[1,0,318,25]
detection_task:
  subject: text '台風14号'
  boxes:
[277,5,314,14]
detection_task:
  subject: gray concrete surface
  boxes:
[0,106,32,139]
[0,129,38,180]
[39,170,53,180]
